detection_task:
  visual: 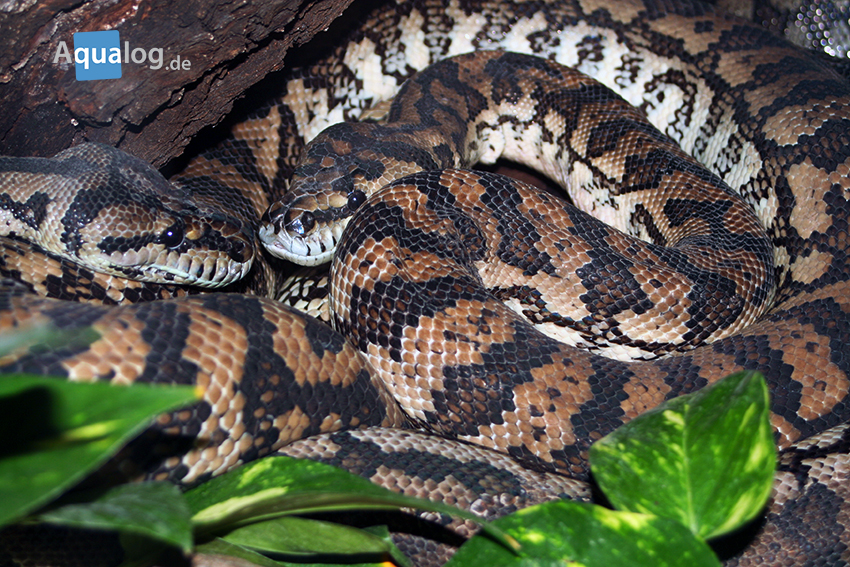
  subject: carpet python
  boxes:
[0,0,849,565]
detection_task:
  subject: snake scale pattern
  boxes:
[1,0,850,564]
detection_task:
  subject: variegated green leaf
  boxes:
[196,538,392,567]
[221,515,407,564]
[446,499,720,566]
[186,455,511,551]
[39,482,193,553]
[589,370,775,539]
[0,374,199,527]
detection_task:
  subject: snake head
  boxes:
[101,206,257,288]
[259,178,363,266]
[28,144,257,288]
[259,123,394,266]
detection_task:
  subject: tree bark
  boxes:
[0,0,353,167]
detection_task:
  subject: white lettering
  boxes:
[131,47,146,64]
[167,55,191,71]
[54,41,72,64]
[148,47,163,70]
[74,46,89,69]
[92,47,106,65]
[59,37,190,74]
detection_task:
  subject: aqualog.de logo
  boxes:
[54,30,191,81]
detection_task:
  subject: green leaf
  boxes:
[589,370,776,540]
[38,482,193,553]
[196,538,293,567]
[0,374,200,526]
[446,499,720,567]
[196,538,392,567]
[186,455,508,550]
[222,515,398,558]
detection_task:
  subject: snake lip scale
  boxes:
[1,0,850,564]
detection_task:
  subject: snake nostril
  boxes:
[284,210,316,237]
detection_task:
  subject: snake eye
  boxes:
[348,189,367,211]
[285,210,316,237]
[160,222,184,248]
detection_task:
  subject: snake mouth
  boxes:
[258,219,342,266]
[259,197,349,266]
[102,245,253,288]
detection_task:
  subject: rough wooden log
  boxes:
[0,0,353,167]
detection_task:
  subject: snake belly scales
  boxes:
[1,0,850,564]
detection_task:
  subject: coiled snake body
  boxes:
[1,0,850,565]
